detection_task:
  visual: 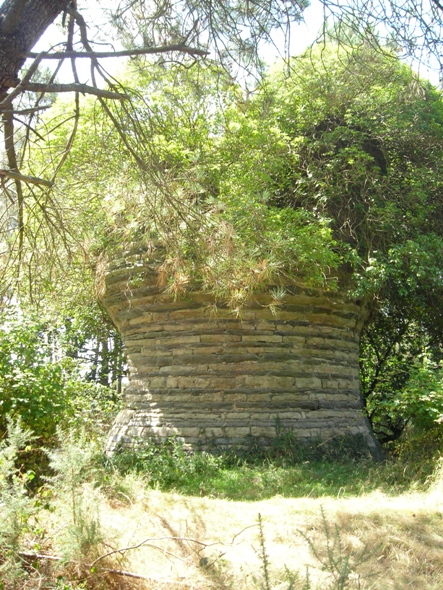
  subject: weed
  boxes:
[254,507,380,590]
[106,433,428,501]
[299,507,380,590]
[283,565,308,590]
[253,505,383,590]
[45,430,105,561]
[0,418,38,588]
[108,436,226,493]
[257,513,271,590]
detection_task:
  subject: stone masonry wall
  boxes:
[100,249,379,456]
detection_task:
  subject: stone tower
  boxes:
[99,248,380,458]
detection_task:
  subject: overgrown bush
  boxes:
[0,422,109,589]
[388,359,443,428]
[45,430,106,562]
[0,419,40,588]
[0,309,120,447]
[0,310,72,444]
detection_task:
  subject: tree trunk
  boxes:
[0,0,69,101]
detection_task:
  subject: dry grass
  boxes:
[56,480,443,590]
[5,456,443,589]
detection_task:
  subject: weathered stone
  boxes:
[100,251,380,458]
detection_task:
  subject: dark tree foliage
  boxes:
[262,47,443,440]
[360,242,443,442]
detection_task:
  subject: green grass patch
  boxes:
[104,436,434,501]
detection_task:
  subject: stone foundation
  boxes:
[99,249,380,457]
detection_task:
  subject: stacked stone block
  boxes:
[100,249,379,456]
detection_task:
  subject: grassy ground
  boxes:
[98,484,443,589]
[43,468,443,590]
[2,432,443,589]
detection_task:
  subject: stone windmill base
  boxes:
[99,249,381,459]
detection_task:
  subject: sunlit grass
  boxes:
[3,429,443,589]
[93,480,443,589]
[105,436,435,502]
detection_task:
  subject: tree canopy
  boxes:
[37,46,443,303]
[23,44,441,445]
[1,0,443,305]
[0,0,307,302]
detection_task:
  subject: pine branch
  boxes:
[4,106,51,115]
[0,169,53,188]
[19,82,128,100]
[26,44,209,59]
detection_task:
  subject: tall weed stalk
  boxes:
[257,513,271,590]
[300,507,378,590]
